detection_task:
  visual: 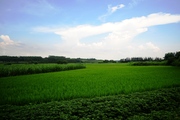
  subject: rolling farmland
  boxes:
[0,63,180,105]
[0,63,180,119]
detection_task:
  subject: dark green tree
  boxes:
[175,51,180,60]
[164,52,175,65]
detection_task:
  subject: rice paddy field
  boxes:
[0,63,180,119]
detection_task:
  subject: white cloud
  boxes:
[128,42,161,58]
[110,4,125,13]
[22,0,59,16]
[98,4,125,22]
[0,35,18,47]
[32,13,180,59]
[0,35,20,55]
[129,0,144,8]
[0,35,46,56]
[146,42,160,52]
[53,12,180,42]
[137,42,160,52]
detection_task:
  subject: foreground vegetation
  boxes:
[1,87,180,120]
[0,63,85,77]
[0,64,180,105]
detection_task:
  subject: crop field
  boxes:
[0,63,180,105]
[0,63,85,77]
[1,87,180,120]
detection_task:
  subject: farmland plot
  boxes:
[0,63,180,105]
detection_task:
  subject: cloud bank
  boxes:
[32,12,180,59]
[3,12,180,59]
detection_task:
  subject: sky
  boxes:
[0,0,180,60]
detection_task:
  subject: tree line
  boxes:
[0,51,179,66]
[119,57,163,63]
[0,56,82,64]
[119,51,180,66]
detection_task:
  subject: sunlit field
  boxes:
[0,63,85,77]
[0,63,180,105]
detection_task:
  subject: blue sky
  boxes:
[0,0,180,59]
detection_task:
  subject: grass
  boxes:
[0,63,180,105]
[0,63,85,77]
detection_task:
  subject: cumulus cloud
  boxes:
[146,42,160,52]
[0,35,20,55]
[33,12,180,59]
[0,35,19,47]
[127,42,161,57]
[137,42,160,53]
[98,4,125,22]
[54,12,180,44]
[0,35,65,57]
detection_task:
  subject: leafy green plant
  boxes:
[0,87,180,120]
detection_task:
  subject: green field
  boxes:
[0,63,180,105]
[1,87,180,120]
[0,63,85,77]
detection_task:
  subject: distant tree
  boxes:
[175,51,180,60]
[154,57,162,61]
[173,51,180,66]
[57,60,68,64]
[125,58,131,62]
[103,60,109,63]
[164,52,175,60]
[147,57,153,61]
[110,60,116,63]
[131,57,143,62]
[119,59,125,63]
[164,52,175,65]
[144,57,148,61]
